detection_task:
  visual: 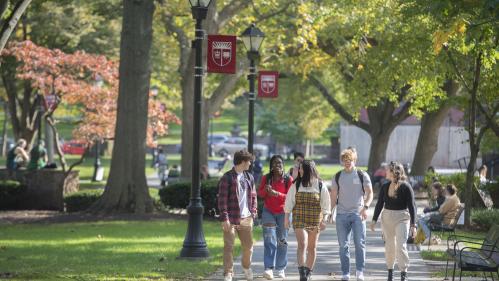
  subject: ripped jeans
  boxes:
[261,207,288,271]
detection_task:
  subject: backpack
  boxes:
[264,173,291,192]
[334,170,365,203]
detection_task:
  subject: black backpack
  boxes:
[334,170,365,203]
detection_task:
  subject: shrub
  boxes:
[0,180,27,210]
[64,189,103,212]
[437,173,486,207]
[472,208,499,229]
[159,179,222,217]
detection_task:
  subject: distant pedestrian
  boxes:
[252,154,263,185]
[330,147,373,281]
[6,138,29,171]
[370,161,417,281]
[155,148,168,186]
[217,150,257,281]
[284,160,331,281]
[288,152,304,179]
[27,140,48,170]
[258,155,293,279]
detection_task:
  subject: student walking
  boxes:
[330,148,373,281]
[284,160,331,281]
[217,150,257,281]
[155,148,168,186]
[370,161,417,281]
[258,155,293,279]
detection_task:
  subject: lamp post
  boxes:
[92,75,104,182]
[241,23,265,154]
[179,0,212,259]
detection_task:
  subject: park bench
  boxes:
[443,224,499,281]
[427,203,465,250]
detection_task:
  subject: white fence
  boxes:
[340,125,471,168]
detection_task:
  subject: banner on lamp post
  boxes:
[258,71,279,98]
[43,94,59,112]
[207,35,236,74]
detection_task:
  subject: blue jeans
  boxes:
[261,207,288,270]
[419,213,443,238]
[336,213,366,275]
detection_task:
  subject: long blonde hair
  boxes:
[388,161,407,198]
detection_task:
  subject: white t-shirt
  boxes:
[237,172,251,218]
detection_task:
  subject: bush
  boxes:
[436,173,485,208]
[64,189,103,212]
[0,180,27,210]
[472,208,499,229]
[159,179,221,217]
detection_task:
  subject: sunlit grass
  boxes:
[0,220,262,280]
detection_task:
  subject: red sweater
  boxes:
[258,174,293,214]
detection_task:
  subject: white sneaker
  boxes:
[277,269,285,278]
[263,269,274,280]
[342,274,350,281]
[243,268,253,281]
[224,272,233,281]
[356,271,364,281]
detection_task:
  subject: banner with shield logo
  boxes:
[258,71,279,98]
[207,35,236,74]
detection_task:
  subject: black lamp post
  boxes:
[179,0,212,259]
[241,23,265,154]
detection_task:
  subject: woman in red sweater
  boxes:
[258,155,293,280]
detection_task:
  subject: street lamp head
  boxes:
[241,23,265,54]
[189,0,212,20]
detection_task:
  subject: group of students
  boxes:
[6,138,48,171]
[216,148,460,281]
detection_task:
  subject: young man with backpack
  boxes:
[330,148,373,281]
[257,155,293,279]
[217,150,257,281]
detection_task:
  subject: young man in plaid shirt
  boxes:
[218,150,257,281]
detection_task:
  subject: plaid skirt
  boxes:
[292,191,322,230]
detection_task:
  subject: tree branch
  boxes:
[478,101,499,137]
[162,12,190,76]
[217,0,250,30]
[444,48,472,93]
[254,3,291,23]
[208,59,248,113]
[308,74,369,131]
[46,116,68,172]
[0,0,31,55]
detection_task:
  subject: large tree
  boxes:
[0,0,32,55]
[90,0,156,213]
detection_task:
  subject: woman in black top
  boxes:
[369,161,416,281]
[423,182,445,213]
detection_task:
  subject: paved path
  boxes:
[207,202,441,281]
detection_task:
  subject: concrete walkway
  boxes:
[207,202,441,281]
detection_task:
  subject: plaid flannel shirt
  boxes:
[217,168,257,225]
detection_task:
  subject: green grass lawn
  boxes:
[0,220,261,280]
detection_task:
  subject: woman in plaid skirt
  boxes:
[284,160,331,281]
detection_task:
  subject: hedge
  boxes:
[472,208,499,229]
[64,189,104,212]
[0,180,27,210]
[159,178,265,218]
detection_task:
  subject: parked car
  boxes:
[212,137,268,158]
[61,140,87,155]
[208,134,229,145]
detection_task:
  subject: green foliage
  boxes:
[0,220,256,280]
[159,179,220,216]
[0,180,26,210]
[472,208,499,230]
[64,189,103,212]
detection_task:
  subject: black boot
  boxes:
[299,266,306,281]
[387,269,393,281]
[401,271,407,281]
[304,267,312,281]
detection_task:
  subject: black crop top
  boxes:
[372,181,416,224]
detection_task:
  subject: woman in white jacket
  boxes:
[284,160,331,281]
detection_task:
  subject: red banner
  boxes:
[258,71,279,98]
[43,94,59,112]
[207,35,236,74]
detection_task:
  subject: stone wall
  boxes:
[0,169,79,210]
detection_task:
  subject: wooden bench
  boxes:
[444,224,499,280]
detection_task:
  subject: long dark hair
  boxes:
[295,160,320,187]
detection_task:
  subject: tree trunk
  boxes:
[1,100,8,156]
[90,0,155,214]
[0,0,32,57]
[367,130,393,174]
[180,53,195,178]
[411,80,459,175]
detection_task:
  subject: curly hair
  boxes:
[268,154,284,175]
[388,161,407,198]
